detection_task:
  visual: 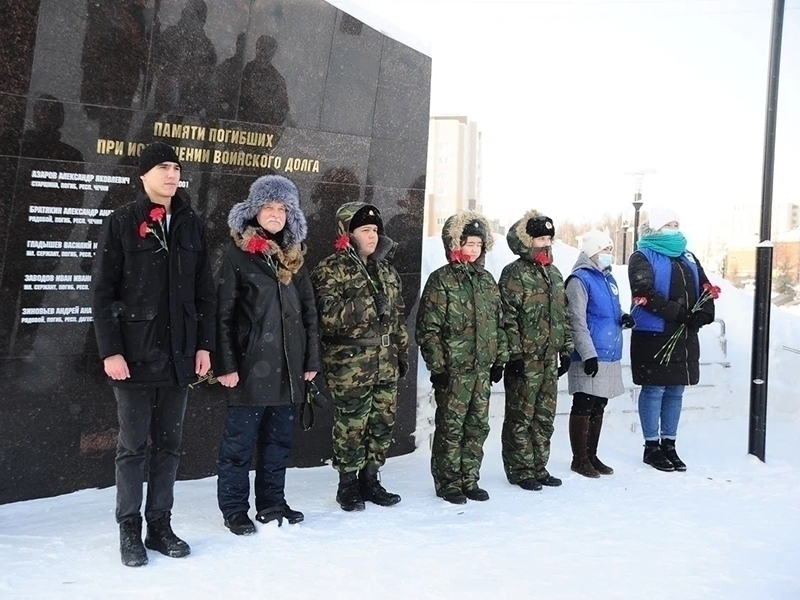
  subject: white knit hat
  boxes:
[580,230,614,258]
[647,206,680,231]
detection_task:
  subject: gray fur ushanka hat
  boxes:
[227,175,308,246]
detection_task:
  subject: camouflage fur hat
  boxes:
[228,175,307,246]
[441,211,493,260]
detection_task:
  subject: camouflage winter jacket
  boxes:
[311,202,409,388]
[499,210,574,362]
[416,212,508,375]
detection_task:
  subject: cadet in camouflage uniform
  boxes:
[311,202,408,511]
[416,212,508,504]
[499,210,574,491]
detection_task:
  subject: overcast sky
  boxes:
[345,0,800,243]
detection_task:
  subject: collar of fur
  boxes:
[233,226,304,285]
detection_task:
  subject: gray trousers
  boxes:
[113,386,188,524]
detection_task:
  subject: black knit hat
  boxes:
[461,218,487,243]
[139,142,181,176]
[526,215,555,238]
[349,205,383,233]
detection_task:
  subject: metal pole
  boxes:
[632,196,643,251]
[749,0,785,462]
[621,226,628,264]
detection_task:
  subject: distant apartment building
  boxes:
[423,116,482,237]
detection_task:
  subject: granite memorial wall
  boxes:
[0,0,430,504]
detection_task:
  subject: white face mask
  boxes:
[596,253,613,268]
[660,228,682,236]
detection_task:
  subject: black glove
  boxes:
[505,358,525,379]
[430,372,449,391]
[398,359,409,379]
[490,364,504,383]
[372,292,388,316]
[620,313,635,329]
[685,311,712,330]
[583,357,599,377]
[557,354,571,377]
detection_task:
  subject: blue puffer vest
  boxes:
[568,267,623,362]
[633,248,700,333]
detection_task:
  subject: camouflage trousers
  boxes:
[431,373,491,496]
[501,359,558,483]
[331,382,397,473]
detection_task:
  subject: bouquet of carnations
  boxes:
[653,282,721,365]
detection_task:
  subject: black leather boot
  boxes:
[587,413,614,475]
[358,463,401,506]
[569,415,601,478]
[144,513,191,558]
[224,512,256,536]
[643,440,675,472]
[119,516,148,567]
[660,439,687,471]
[336,471,365,512]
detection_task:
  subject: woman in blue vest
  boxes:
[566,231,632,478]
[628,207,715,472]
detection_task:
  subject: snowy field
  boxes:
[2,234,799,599]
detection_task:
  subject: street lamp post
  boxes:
[632,194,644,251]
[620,220,629,264]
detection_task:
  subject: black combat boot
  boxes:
[660,439,687,471]
[516,478,542,491]
[224,512,256,536]
[587,413,614,475]
[439,490,467,504]
[643,440,675,472]
[569,415,601,478]
[358,463,401,507]
[144,513,191,558]
[336,471,365,512]
[119,516,148,567]
[463,486,490,501]
[536,472,562,487]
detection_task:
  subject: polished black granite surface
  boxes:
[0,0,431,504]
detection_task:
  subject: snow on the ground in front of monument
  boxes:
[0,416,798,600]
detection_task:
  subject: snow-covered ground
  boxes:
[1,234,799,599]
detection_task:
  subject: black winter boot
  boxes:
[256,506,284,527]
[144,514,191,558]
[119,516,148,567]
[281,502,305,524]
[358,463,401,507]
[660,439,687,471]
[516,478,542,491]
[587,413,614,475]
[643,440,675,472]
[224,512,256,536]
[569,415,601,478]
[336,471,365,512]
[536,472,562,487]
[463,487,490,501]
[439,490,467,504]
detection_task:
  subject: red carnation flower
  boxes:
[245,236,270,254]
[449,249,469,264]
[334,233,351,252]
[703,282,722,300]
[149,207,166,222]
[138,221,149,239]
[632,296,648,307]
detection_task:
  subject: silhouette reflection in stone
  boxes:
[20,95,84,163]
[385,175,425,317]
[238,34,289,125]
[80,0,148,138]
[305,167,361,270]
[149,0,217,116]
[211,32,246,120]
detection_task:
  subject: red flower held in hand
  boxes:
[632,296,648,307]
[149,206,166,222]
[138,221,149,239]
[245,235,270,254]
[334,233,351,252]
[703,282,722,300]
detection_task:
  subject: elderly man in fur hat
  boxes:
[416,211,508,504]
[311,202,408,512]
[213,175,321,535]
[499,211,574,491]
[92,142,215,567]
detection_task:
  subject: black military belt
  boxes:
[322,334,393,347]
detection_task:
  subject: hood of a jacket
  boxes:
[441,211,493,269]
[507,209,549,259]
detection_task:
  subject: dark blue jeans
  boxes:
[638,385,685,441]
[113,386,188,524]
[217,405,296,519]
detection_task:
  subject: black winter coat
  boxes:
[92,192,216,388]
[628,249,715,386]
[214,240,321,406]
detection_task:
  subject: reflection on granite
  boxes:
[0,0,39,95]
[0,0,432,504]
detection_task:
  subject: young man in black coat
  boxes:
[92,142,216,567]
[213,175,321,535]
